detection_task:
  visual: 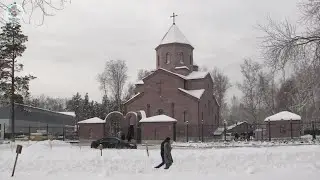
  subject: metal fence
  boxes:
[1,124,77,141]
[2,121,320,142]
[147,121,320,142]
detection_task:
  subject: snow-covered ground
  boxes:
[1,140,320,180]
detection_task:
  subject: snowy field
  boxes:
[1,141,320,180]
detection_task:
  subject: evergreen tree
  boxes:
[66,92,83,122]
[82,93,90,119]
[0,22,35,105]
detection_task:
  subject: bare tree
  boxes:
[210,67,231,121]
[97,60,128,111]
[237,58,262,123]
[137,69,152,80]
[0,0,70,25]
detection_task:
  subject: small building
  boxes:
[139,114,177,143]
[227,121,252,135]
[77,117,106,140]
[264,111,302,139]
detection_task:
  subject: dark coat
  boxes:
[163,141,173,165]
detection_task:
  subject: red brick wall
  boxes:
[78,123,105,140]
[266,120,302,139]
[156,43,194,72]
[126,70,219,140]
[141,122,174,140]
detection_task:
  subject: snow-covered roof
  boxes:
[124,92,142,104]
[178,88,205,99]
[227,121,247,130]
[264,111,301,122]
[159,24,191,46]
[175,66,190,70]
[58,112,76,117]
[213,127,225,135]
[158,68,209,80]
[135,80,144,85]
[185,71,209,80]
[139,114,177,123]
[78,117,105,124]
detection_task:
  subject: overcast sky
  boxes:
[13,0,301,102]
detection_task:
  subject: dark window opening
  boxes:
[147,104,150,117]
[157,55,160,67]
[171,103,175,118]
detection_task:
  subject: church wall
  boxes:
[135,84,144,93]
[125,70,200,138]
[156,43,193,72]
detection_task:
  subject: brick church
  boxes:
[124,15,220,141]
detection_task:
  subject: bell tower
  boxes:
[155,13,197,75]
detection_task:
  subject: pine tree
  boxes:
[82,93,90,119]
[66,93,83,122]
[0,22,35,105]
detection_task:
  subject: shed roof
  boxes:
[264,111,301,122]
[78,117,105,124]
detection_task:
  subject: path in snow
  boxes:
[0,141,320,180]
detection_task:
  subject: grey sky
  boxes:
[17,0,300,102]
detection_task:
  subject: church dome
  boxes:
[158,24,192,47]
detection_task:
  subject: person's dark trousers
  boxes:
[154,154,165,168]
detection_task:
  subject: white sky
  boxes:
[9,0,301,102]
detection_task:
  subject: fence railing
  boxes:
[1,121,320,142]
[1,124,77,141]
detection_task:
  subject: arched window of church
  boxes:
[178,52,184,64]
[189,55,192,64]
[157,109,164,115]
[166,53,171,64]
[157,55,160,66]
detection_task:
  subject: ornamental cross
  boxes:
[170,12,178,25]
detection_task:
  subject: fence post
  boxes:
[224,121,227,141]
[28,125,31,140]
[46,124,49,140]
[201,120,204,142]
[186,121,189,142]
[312,121,316,140]
[268,119,271,141]
[173,122,176,141]
[136,123,141,144]
[62,126,65,141]
[290,119,293,139]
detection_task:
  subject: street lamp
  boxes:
[201,120,204,142]
[185,121,189,142]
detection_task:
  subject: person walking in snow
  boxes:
[163,137,173,169]
[155,137,173,169]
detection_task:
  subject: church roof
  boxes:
[178,88,205,99]
[159,24,192,46]
[185,71,210,80]
[139,114,177,123]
